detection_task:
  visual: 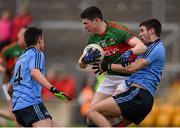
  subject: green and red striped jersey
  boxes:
[86,21,136,75]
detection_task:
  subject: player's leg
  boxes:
[87,91,112,126]
[87,75,118,126]
[13,103,53,127]
[111,79,130,126]
[31,103,53,127]
[0,109,15,121]
[90,91,111,105]
[106,77,129,126]
[87,86,152,126]
[87,96,121,127]
[32,118,53,127]
[112,117,132,127]
[87,87,134,127]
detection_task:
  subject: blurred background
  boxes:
[0,0,180,127]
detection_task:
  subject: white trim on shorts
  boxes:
[96,75,129,95]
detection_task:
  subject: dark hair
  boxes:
[139,18,162,37]
[80,6,103,20]
[24,27,42,47]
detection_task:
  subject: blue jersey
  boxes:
[127,39,166,96]
[10,47,45,111]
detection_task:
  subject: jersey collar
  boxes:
[96,20,108,36]
[25,47,40,53]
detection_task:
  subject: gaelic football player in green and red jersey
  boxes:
[0,28,26,83]
[78,6,147,126]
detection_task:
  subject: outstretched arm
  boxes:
[31,69,71,100]
[31,69,53,90]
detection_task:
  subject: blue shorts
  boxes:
[13,103,52,127]
[113,86,154,125]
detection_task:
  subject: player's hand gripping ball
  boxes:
[82,44,105,65]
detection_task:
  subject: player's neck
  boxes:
[150,35,159,42]
[97,21,107,36]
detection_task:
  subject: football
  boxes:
[83,44,105,64]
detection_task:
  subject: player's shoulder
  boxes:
[1,42,16,54]
[149,40,165,51]
[108,21,129,32]
[24,47,44,59]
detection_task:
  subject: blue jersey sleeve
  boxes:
[143,44,165,64]
[29,52,44,71]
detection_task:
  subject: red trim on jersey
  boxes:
[103,43,130,56]
[103,43,136,62]
[109,21,130,32]
[109,21,134,44]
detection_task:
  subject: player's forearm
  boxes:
[111,58,148,73]
[31,69,52,90]
[111,64,133,74]
[129,37,147,55]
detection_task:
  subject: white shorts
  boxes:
[96,75,129,95]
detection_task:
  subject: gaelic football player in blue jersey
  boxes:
[89,18,166,126]
[7,27,70,127]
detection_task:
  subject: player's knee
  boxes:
[87,108,93,119]
[87,106,96,119]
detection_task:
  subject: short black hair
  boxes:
[80,6,103,20]
[24,27,42,47]
[139,18,162,37]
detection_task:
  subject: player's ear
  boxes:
[37,38,40,45]
[38,36,42,43]
[149,28,154,35]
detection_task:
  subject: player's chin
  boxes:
[87,30,92,33]
[143,39,149,44]
[140,38,147,44]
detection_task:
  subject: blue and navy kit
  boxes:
[127,39,166,96]
[10,47,45,111]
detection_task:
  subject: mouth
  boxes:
[86,29,91,32]
[139,37,145,42]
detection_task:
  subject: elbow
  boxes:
[7,85,13,97]
[31,70,35,77]
[7,89,11,96]
[136,40,147,54]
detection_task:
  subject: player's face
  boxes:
[17,28,26,47]
[139,26,151,44]
[39,36,45,51]
[82,18,98,33]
